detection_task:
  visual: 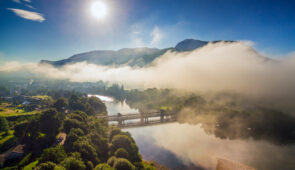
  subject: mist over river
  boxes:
[91,94,295,170]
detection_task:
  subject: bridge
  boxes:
[98,110,177,128]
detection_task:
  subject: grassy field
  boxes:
[0,130,14,145]
[23,160,38,170]
[0,103,39,117]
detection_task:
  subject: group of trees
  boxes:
[34,109,151,170]
[1,92,156,170]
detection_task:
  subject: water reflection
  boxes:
[93,94,295,170]
[127,123,295,170]
[89,94,139,115]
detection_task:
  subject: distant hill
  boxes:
[40,39,235,67]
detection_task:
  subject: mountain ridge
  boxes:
[40,39,235,67]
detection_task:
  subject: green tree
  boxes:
[115,148,129,159]
[88,97,106,115]
[53,97,68,112]
[60,156,86,170]
[39,109,62,142]
[37,161,57,170]
[113,158,135,170]
[86,161,94,170]
[107,156,117,167]
[111,135,141,163]
[0,116,9,133]
[64,128,84,152]
[69,95,87,112]
[39,146,67,164]
[62,119,87,134]
[73,140,99,164]
[88,132,108,161]
[94,163,114,170]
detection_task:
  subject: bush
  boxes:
[113,158,135,170]
[94,163,114,170]
[114,148,129,159]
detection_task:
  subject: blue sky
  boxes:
[0,0,294,62]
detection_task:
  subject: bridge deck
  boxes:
[97,111,175,128]
[98,111,173,121]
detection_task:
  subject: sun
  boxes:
[90,1,108,19]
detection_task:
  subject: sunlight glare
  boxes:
[90,1,108,19]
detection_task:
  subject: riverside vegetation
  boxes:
[0,86,158,170]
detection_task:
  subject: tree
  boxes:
[115,148,129,159]
[63,119,87,134]
[53,97,68,112]
[86,161,94,170]
[39,145,67,164]
[94,163,114,170]
[88,97,106,115]
[107,156,117,167]
[69,95,87,112]
[109,127,121,142]
[0,116,9,133]
[39,109,62,141]
[111,135,141,163]
[61,156,86,170]
[88,132,108,161]
[64,128,84,152]
[73,140,99,164]
[113,158,135,170]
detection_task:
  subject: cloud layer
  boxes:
[1,42,295,110]
[7,8,45,22]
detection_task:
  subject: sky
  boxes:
[0,0,295,62]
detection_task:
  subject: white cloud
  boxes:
[25,4,36,9]
[7,8,45,22]
[23,0,31,2]
[150,26,163,46]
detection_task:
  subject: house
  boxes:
[22,100,30,105]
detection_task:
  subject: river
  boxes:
[90,94,295,170]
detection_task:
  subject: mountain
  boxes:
[175,39,208,51]
[40,39,233,67]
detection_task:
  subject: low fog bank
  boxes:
[128,123,295,170]
[1,42,295,111]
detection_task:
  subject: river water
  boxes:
[90,94,295,170]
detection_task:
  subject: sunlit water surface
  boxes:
[92,94,295,170]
